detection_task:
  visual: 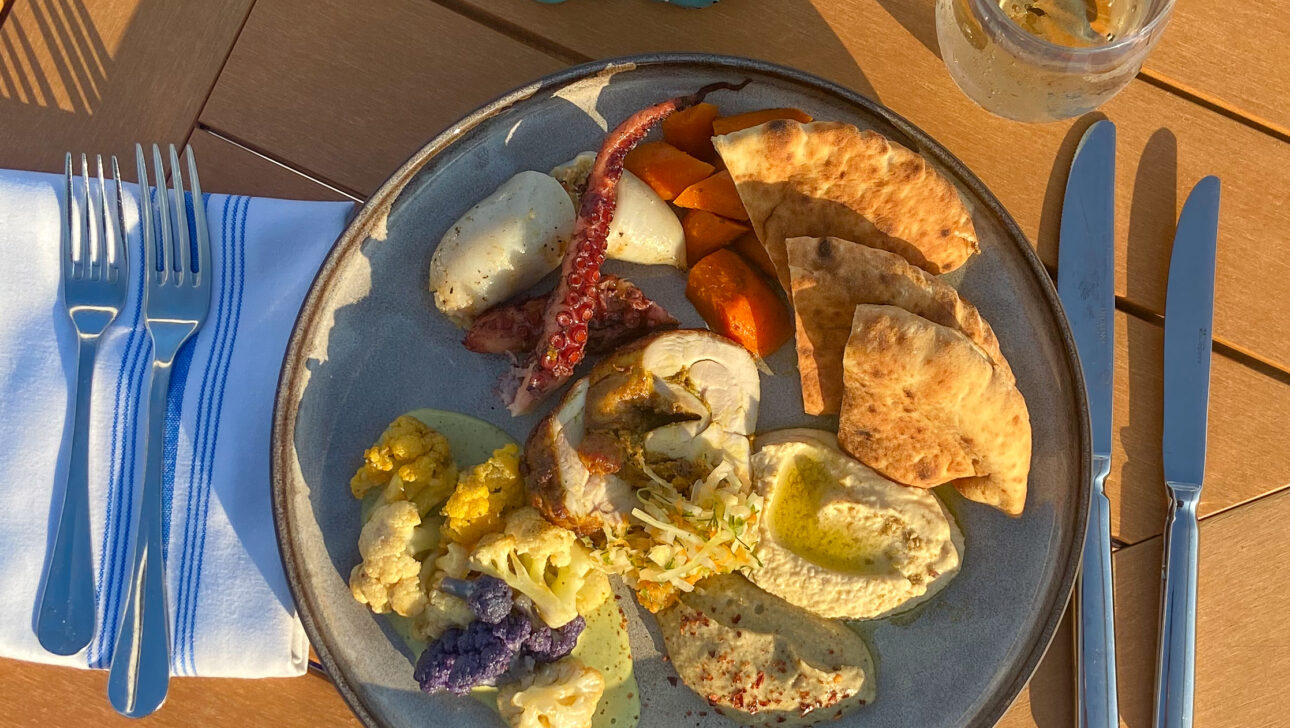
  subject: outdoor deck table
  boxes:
[1,1,1286,725]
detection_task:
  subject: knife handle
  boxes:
[1076,475,1119,728]
[1154,492,1199,728]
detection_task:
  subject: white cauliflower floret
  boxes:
[498,657,605,728]
[469,508,611,629]
[349,500,436,616]
[412,542,474,641]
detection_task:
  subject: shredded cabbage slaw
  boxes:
[584,457,762,611]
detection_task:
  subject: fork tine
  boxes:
[151,145,171,282]
[186,145,209,285]
[168,145,191,281]
[63,153,74,277]
[79,154,92,279]
[110,156,126,283]
[94,155,109,281]
[136,144,156,283]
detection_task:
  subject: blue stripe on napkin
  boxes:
[172,194,248,675]
[170,193,234,674]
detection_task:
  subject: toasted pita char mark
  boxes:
[713,120,978,290]
[838,305,1030,516]
[787,236,1014,415]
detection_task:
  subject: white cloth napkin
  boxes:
[0,168,354,678]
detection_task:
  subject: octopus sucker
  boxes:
[502,81,750,415]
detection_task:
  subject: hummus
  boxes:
[657,574,875,726]
[749,429,963,620]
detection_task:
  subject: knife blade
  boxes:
[1155,175,1220,728]
[1057,119,1119,728]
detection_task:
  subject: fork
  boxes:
[107,144,211,718]
[36,154,128,656]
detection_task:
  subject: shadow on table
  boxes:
[1034,112,1108,269]
[1116,129,1177,542]
[874,0,943,58]
[0,0,184,178]
[1125,128,1180,313]
[507,0,881,104]
[0,0,108,116]
[1026,602,1075,727]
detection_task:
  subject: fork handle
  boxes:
[36,336,99,655]
[108,361,172,717]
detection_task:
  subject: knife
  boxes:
[1155,176,1220,728]
[1057,119,1119,728]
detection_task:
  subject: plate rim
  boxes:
[270,52,1092,728]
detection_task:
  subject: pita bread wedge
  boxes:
[713,120,978,290]
[838,305,1030,515]
[787,236,1014,415]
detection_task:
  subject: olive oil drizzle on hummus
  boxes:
[767,455,894,576]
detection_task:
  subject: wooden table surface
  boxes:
[2,0,1286,725]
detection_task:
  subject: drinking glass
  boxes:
[935,0,1176,122]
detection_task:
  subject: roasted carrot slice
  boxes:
[711,107,814,136]
[730,232,777,280]
[662,102,720,161]
[673,170,749,221]
[623,141,715,201]
[686,248,793,358]
[683,209,749,268]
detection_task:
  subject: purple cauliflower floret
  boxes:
[413,611,531,695]
[440,575,513,624]
[523,615,586,664]
[500,614,587,683]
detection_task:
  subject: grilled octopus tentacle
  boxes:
[501,81,749,415]
[464,275,678,357]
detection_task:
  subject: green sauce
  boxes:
[404,408,518,467]
[573,599,640,728]
[385,612,428,656]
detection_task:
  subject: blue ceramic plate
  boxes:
[271,54,1090,728]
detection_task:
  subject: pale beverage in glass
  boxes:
[936,0,1175,122]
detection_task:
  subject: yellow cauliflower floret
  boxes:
[469,508,610,628]
[351,415,457,514]
[441,444,524,545]
[349,500,436,616]
[498,657,605,728]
